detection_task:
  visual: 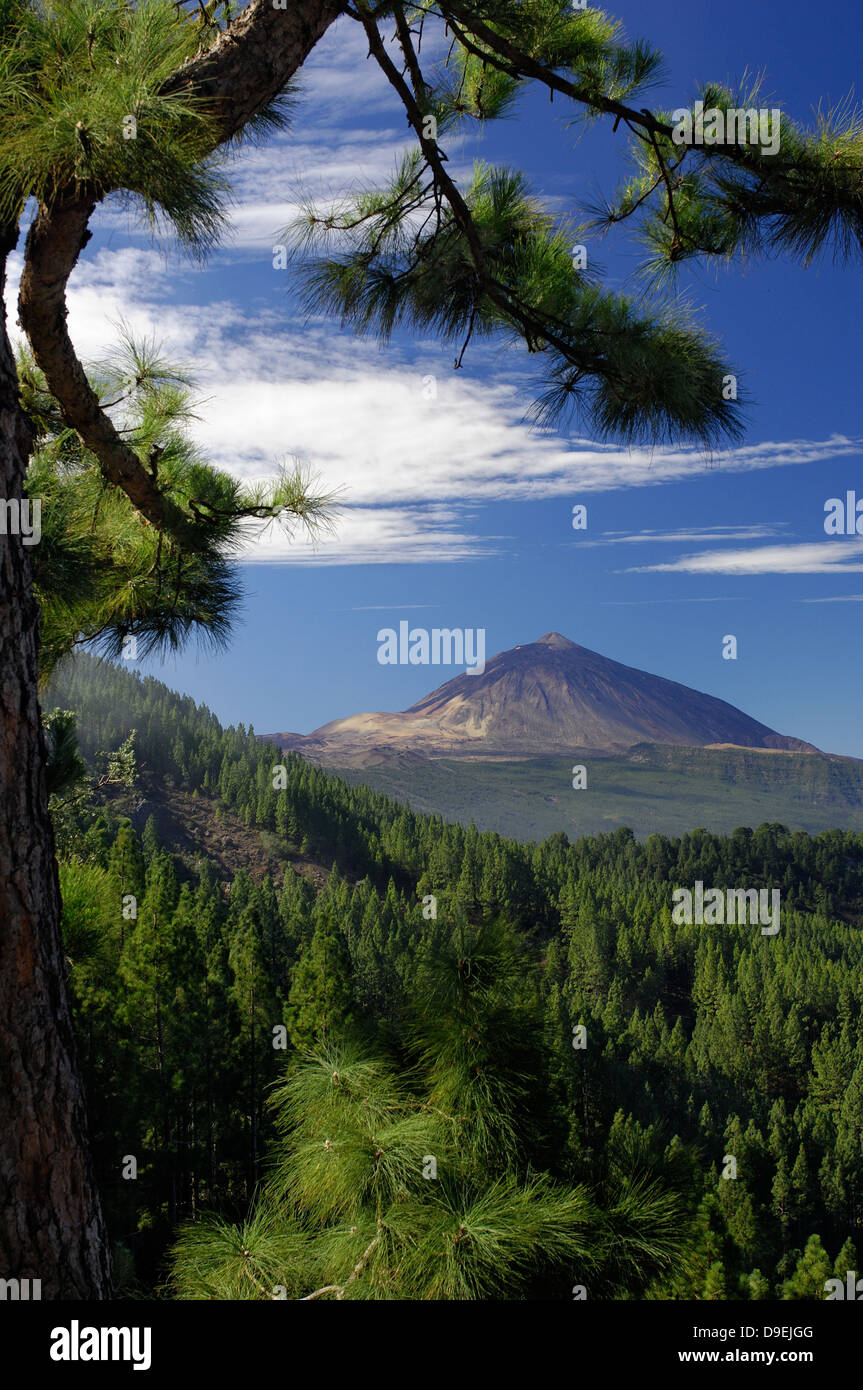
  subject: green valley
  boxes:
[331,744,863,842]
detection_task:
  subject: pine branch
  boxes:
[361,5,711,433]
[19,188,190,539]
[300,1228,382,1300]
[435,0,746,159]
[16,0,346,539]
[363,7,575,359]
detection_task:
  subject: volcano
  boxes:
[268,632,817,766]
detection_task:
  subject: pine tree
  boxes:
[747,1269,771,1301]
[228,906,281,1187]
[286,904,357,1051]
[833,1237,858,1283]
[780,1235,832,1300]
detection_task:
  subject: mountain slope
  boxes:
[269,631,816,764]
[331,743,863,842]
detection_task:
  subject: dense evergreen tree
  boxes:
[287,903,357,1050]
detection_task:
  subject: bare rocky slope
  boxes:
[268,632,817,766]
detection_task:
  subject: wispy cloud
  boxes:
[628,540,863,575]
[243,504,505,566]
[219,130,418,249]
[7,231,862,566]
[600,596,748,605]
[583,523,791,548]
[800,593,863,603]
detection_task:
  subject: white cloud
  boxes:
[244,504,504,565]
[800,593,863,603]
[583,523,791,548]
[10,11,859,572]
[219,130,419,248]
[599,596,748,606]
[291,16,418,120]
[628,540,863,575]
[7,237,862,566]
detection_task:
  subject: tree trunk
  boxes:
[0,226,111,1299]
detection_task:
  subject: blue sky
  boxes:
[15,0,863,755]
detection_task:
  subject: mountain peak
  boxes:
[270,631,817,763]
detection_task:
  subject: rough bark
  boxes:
[19,189,185,534]
[161,0,348,143]
[0,223,112,1299]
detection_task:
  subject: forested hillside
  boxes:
[47,655,863,1299]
